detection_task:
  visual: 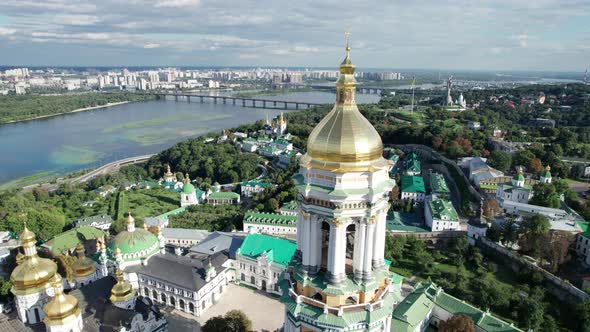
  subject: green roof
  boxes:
[479,183,497,190]
[181,182,196,194]
[430,173,450,193]
[393,283,523,332]
[241,180,274,188]
[238,233,296,267]
[273,139,291,146]
[578,221,590,238]
[244,211,297,227]
[282,270,404,329]
[401,175,425,193]
[108,228,159,257]
[428,199,459,222]
[280,200,298,211]
[44,226,106,255]
[208,191,240,200]
[157,206,187,219]
[392,283,435,331]
[387,211,430,233]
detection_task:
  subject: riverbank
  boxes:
[0,92,157,124]
[5,101,131,124]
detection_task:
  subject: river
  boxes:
[0,91,380,187]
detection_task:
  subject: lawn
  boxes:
[117,187,181,221]
[388,109,425,124]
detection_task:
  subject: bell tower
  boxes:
[283,33,401,332]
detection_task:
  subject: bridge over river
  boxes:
[155,93,324,110]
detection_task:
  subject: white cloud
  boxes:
[57,14,100,26]
[0,27,16,36]
[514,33,528,47]
[155,0,200,8]
[144,43,160,49]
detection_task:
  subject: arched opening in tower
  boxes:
[320,221,331,272]
[345,223,356,274]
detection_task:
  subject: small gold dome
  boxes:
[71,244,96,278]
[110,269,136,303]
[11,256,58,292]
[20,223,36,244]
[303,41,385,173]
[43,274,80,325]
[11,226,57,293]
[126,210,135,225]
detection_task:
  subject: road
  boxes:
[75,154,154,183]
[22,154,155,192]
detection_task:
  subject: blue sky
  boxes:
[0,0,588,71]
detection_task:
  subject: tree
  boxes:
[439,314,475,332]
[530,183,560,208]
[202,310,252,332]
[202,316,230,332]
[225,310,252,332]
[524,214,550,235]
[542,231,573,272]
[527,158,543,174]
[488,151,512,173]
[513,150,535,168]
[518,286,546,331]
[576,301,590,332]
[482,199,500,220]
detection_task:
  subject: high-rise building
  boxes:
[282,42,398,332]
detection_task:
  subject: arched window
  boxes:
[161,293,167,305]
[202,301,206,310]
[345,296,357,305]
[152,290,157,299]
[189,302,195,313]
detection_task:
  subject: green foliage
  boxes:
[575,301,590,332]
[523,214,551,235]
[202,310,252,332]
[439,314,475,332]
[517,286,546,331]
[488,151,512,173]
[0,278,13,302]
[530,183,561,208]
[0,92,157,124]
[169,204,242,231]
[145,139,261,185]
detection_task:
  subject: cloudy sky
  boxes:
[0,0,588,71]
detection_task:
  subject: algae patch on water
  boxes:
[102,114,231,133]
[50,145,105,165]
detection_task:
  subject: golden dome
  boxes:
[302,38,386,173]
[43,274,80,326]
[20,223,36,244]
[71,244,96,278]
[126,210,135,225]
[11,256,58,293]
[110,269,136,303]
[164,164,174,177]
[11,226,57,294]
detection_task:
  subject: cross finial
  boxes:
[344,31,352,52]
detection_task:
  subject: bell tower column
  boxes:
[326,220,347,284]
[353,221,366,281]
[309,217,322,274]
[372,209,388,269]
[300,212,311,273]
[362,218,376,281]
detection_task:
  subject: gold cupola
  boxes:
[43,274,81,326]
[70,243,96,278]
[110,269,136,304]
[301,34,387,173]
[11,223,58,294]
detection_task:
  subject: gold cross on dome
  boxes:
[344,31,351,50]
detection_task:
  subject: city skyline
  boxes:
[0,0,589,71]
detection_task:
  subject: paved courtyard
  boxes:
[169,284,285,332]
